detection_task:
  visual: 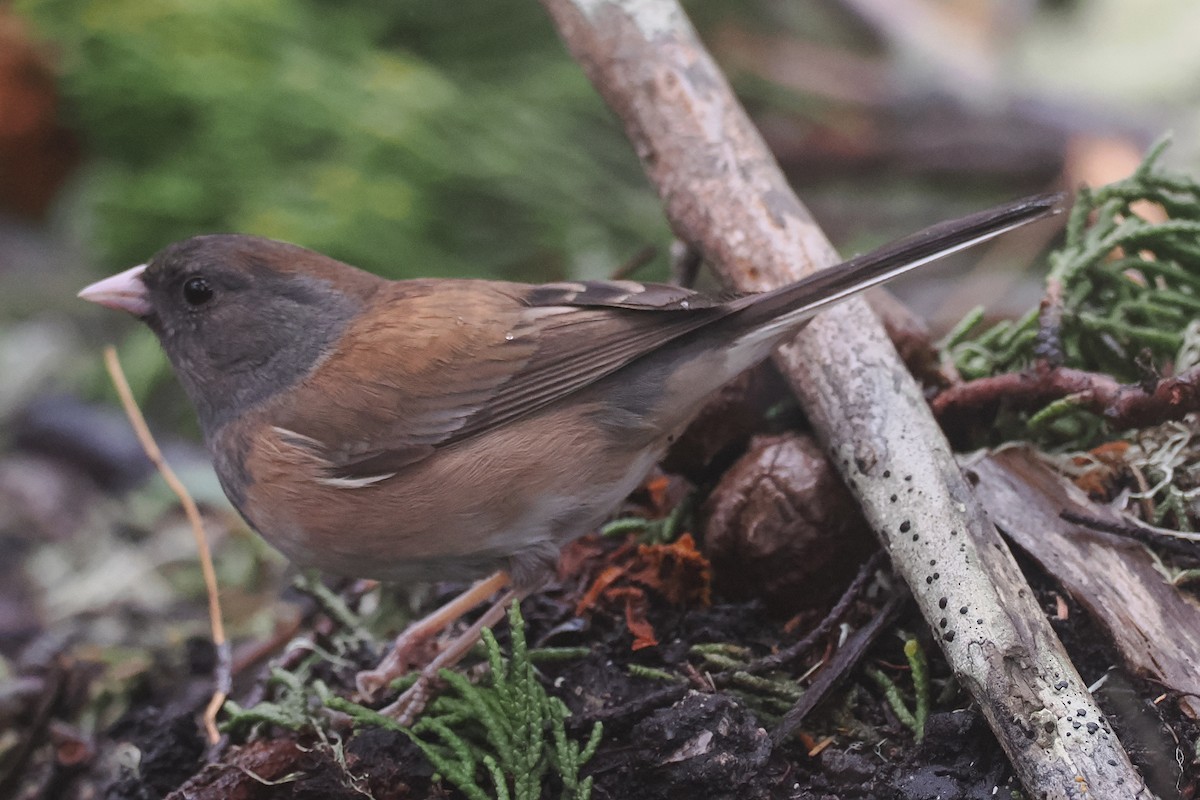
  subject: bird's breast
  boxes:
[215,404,665,586]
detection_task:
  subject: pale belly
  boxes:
[221,404,665,589]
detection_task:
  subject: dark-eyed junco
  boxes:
[79,193,1060,717]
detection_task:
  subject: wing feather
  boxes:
[269,279,728,480]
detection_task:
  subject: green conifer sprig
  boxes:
[950,136,1200,385]
[403,603,602,800]
[331,602,601,800]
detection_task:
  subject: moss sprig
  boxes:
[600,490,696,544]
[331,602,601,800]
[688,642,803,724]
[222,666,319,733]
[865,638,930,742]
[950,136,1200,385]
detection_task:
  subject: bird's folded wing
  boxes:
[266,192,1062,482]
[271,278,731,479]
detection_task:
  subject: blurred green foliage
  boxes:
[16,0,669,280]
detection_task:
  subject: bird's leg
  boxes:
[355,570,510,699]
[380,587,522,725]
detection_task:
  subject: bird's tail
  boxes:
[728,192,1063,347]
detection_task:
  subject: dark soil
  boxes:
[9,555,1193,799]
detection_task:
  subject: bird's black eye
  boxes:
[182,276,214,306]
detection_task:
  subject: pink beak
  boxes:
[78,264,151,317]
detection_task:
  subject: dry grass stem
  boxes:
[103,345,228,743]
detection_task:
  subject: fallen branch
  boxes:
[539,1,1151,796]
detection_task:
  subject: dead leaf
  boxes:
[572,533,712,650]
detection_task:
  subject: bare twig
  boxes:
[538,1,1151,796]
[933,364,1200,433]
[742,551,887,676]
[103,346,229,743]
[772,592,907,743]
[1058,512,1200,558]
[1034,277,1065,367]
[865,289,955,387]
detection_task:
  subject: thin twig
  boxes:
[103,346,229,743]
[772,592,907,743]
[1058,511,1200,559]
[932,364,1200,434]
[742,550,888,675]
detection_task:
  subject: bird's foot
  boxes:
[378,671,439,725]
[354,631,434,700]
[354,571,510,702]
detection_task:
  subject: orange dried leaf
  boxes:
[575,564,628,616]
[557,534,614,580]
[624,593,658,650]
[1071,440,1131,498]
[573,532,711,649]
[1073,471,1111,498]
[644,474,673,513]
[633,533,712,606]
[1089,441,1131,462]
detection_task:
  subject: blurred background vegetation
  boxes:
[13,0,669,283]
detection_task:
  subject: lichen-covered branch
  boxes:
[538,1,1152,796]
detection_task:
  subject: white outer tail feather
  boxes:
[732,211,1050,353]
